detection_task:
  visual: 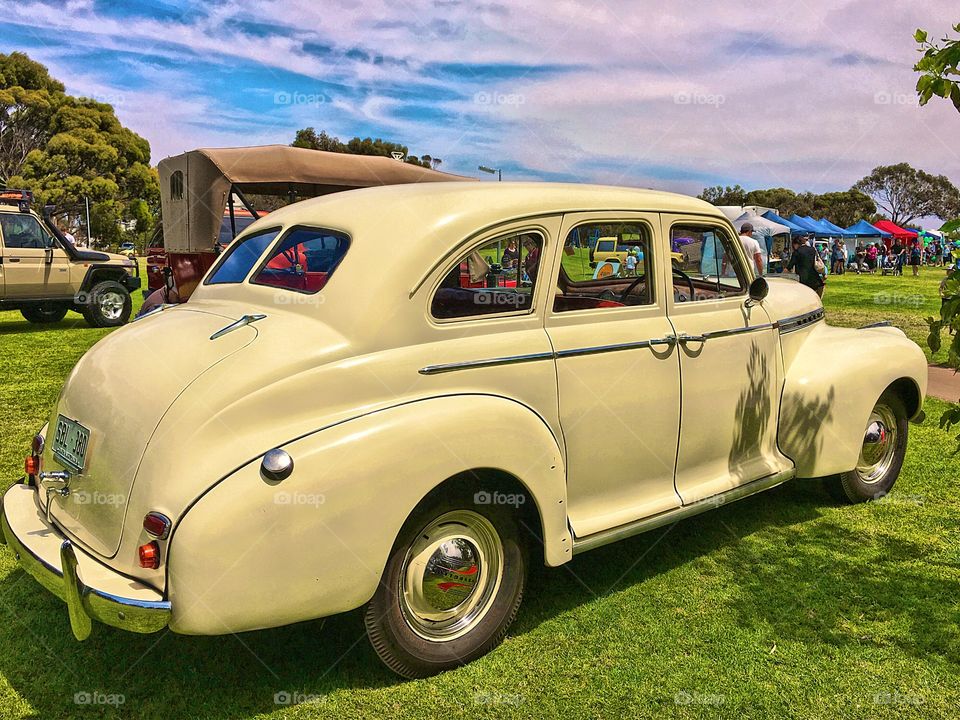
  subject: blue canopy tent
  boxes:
[787,214,829,236]
[845,219,892,239]
[762,210,807,235]
[818,219,856,238]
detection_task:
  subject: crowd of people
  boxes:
[826,237,953,278]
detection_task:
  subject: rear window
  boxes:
[207,229,280,285]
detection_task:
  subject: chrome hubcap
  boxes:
[98,291,125,320]
[399,510,503,641]
[856,404,897,484]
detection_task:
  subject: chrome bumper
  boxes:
[0,484,170,640]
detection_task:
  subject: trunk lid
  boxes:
[44,306,257,557]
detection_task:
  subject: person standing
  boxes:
[909,240,922,277]
[831,239,845,275]
[738,222,764,276]
[787,236,825,297]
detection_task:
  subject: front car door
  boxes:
[0,212,72,297]
[546,213,681,538]
[664,215,793,504]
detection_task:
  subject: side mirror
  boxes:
[745,276,768,307]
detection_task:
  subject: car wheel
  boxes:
[21,303,68,324]
[364,497,527,678]
[832,392,908,503]
[81,280,132,328]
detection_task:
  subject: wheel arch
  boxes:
[81,264,129,291]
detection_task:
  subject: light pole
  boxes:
[478,165,501,181]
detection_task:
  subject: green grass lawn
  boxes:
[0,261,958,719]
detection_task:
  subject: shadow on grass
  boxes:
[1,479,956,717]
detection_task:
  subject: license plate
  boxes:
[52,415,90,473]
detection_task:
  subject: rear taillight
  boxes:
[142,512,171,539]
[138,541,160,569]
[24,434,44,478]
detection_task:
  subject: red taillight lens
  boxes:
[142,512,171,539]
[138,541,160,569]
[24,456,40,475]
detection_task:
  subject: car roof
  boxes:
[249,182,725,245]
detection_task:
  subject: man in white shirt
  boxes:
[738,222,764,276]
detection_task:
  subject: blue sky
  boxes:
[2,0,958,208]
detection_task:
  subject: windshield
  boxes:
[218,215,258,247]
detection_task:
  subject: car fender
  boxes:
[778,323,926,478]
[166,394,569,635]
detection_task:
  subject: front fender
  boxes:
[778,323,927,478]
[166,394,569,635]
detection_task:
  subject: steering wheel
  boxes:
[619,274,647,303]
[672,266,695,301]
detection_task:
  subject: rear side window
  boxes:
[251,227,350,294]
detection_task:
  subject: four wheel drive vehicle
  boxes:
[1,183,926,679]
[590,234,683,269]
[139,144,472,314]
[0,190,141,327]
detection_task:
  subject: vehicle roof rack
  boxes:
[0,189,33,212]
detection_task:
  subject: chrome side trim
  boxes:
[702,322,775,340]
[419,351,555,375]
[776,308,824,334]
[555,336,676,359]
[859,320,893,329]
[571,469,796,555]
[210,313,267,340]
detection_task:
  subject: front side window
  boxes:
[431,231,544,319]
[671,224,746,299]
[555,222,653,312]
[0,213,52,249]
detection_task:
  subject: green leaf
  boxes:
[915,29,928,43]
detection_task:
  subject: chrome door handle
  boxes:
[676,333,706,344]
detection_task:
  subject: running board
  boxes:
[571,469,796,555]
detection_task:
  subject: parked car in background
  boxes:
[2,183,926,679]
[0,190,140,326]
[118,242,136,257]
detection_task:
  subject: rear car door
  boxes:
[546,212,682,538]
[664,215,793,504]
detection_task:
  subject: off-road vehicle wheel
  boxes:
[21,303,68,324]
[365,493,527,678]
[829,391,908,503]
[81,280,132,328]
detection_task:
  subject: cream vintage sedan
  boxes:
[1,184,927,678]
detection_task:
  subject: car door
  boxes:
[664,215,793,504]
[0,213,72,297]
[545,212,681,539]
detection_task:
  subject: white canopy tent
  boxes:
[733,212,792,273]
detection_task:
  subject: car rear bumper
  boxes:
[0,483,170,640]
